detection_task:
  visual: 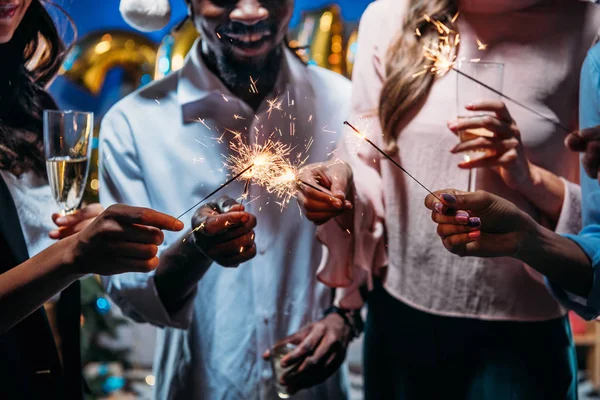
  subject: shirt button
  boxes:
[262,368,272,380]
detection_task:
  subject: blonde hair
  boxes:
[379,0,458,151]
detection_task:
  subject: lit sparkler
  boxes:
[344,121,441,201]
[416,14,570,133]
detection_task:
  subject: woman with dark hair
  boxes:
[297,0,600,399]
[0,1,184,398]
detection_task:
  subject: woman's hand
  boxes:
[565,125,600,183]
[448,101,535,189]
[296,162,354,226]
[49,203,104,240]
[424,189,532,258]
[191,196,257,267]
[67,204,184,275]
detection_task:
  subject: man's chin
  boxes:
[226,41,275,62]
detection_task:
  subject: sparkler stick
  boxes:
[297,179,331,196]
[177,164,254,220]
[452,67,570,133]
[344,121,441,201]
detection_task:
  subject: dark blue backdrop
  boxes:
[49,0,371,114]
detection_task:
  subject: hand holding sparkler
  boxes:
[296,162,354,226]
[448,100,535,190]
[191,196,257,267]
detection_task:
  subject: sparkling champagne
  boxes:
[46,156,89,214]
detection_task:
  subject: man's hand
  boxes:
[296,162,353,226]
[262,314,350,394]
[50,203,104,240]
[191,196,257,267]
[565,126,600,183]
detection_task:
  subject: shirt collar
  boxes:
[177,39,314,111]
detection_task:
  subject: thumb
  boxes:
[448,190,495,212]
[329,176,349,200]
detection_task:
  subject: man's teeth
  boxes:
[226,31,271,43]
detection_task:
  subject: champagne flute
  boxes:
[456,61,504,191]
[43,110,94,216]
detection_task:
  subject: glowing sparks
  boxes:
[266,97,283,118]
[224,136,292,188]
[249,76,259,94]
[197,118,211,130]
[222,93,229,102]
[476,38,487,51]
[233,114,245,120]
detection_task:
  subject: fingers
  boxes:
[104,205,184,231]
[204,233,256,258]
[106,224,165,245]
[281,325,325,367]
[212,215,257,242]
[431,210,473,225]
[103,257,160,274]
[565,132,588,152]
[450,136,519,155]
[582,141,600,180]
[216,196,244,213]
[49,218,95,240]
[197,212,251,236]
[579,125,600,141]
[53,203,105,226]
[109,242,159,259]
[465,100,513,123]
[457,148,518,169]
[436,222,480,239]
[448,115,513,139]
[213,243,257,267]
[425,190,494,215]
[441,232,517,257]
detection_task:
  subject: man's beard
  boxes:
[215,46,282,93]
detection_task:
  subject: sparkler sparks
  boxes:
[415,14,570,133]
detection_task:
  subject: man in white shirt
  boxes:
[99,0,354,398]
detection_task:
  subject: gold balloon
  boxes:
[155,18,200,79]
[59,30,158,95]
[290,5,345,75]
[345,29,358,78]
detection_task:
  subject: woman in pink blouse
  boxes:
[298,0,600,398]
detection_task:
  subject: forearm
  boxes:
[154,230,212,314]
[518,164,565,225]
[0,237,80,334]
[516,215,593,297]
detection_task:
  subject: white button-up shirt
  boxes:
[99,40,351,400]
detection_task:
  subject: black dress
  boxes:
[0,173,83,399]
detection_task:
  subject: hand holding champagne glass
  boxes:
[455,61,504,191]
[44,110,93,215]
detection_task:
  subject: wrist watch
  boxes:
[323,305,364,341]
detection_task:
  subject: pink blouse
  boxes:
[317,0,600,320]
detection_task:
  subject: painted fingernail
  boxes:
[447,121,457,130]
[442,193,457,203]
[332,199,342,208]
[455,211,469,223]
[467,217,481,228]
[56,217,67,224]
[468,230,481,240]
[49,230,59,237]
[466,103,474,109]
[434,202,444,214]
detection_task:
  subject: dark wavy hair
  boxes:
[0,0,69,176]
